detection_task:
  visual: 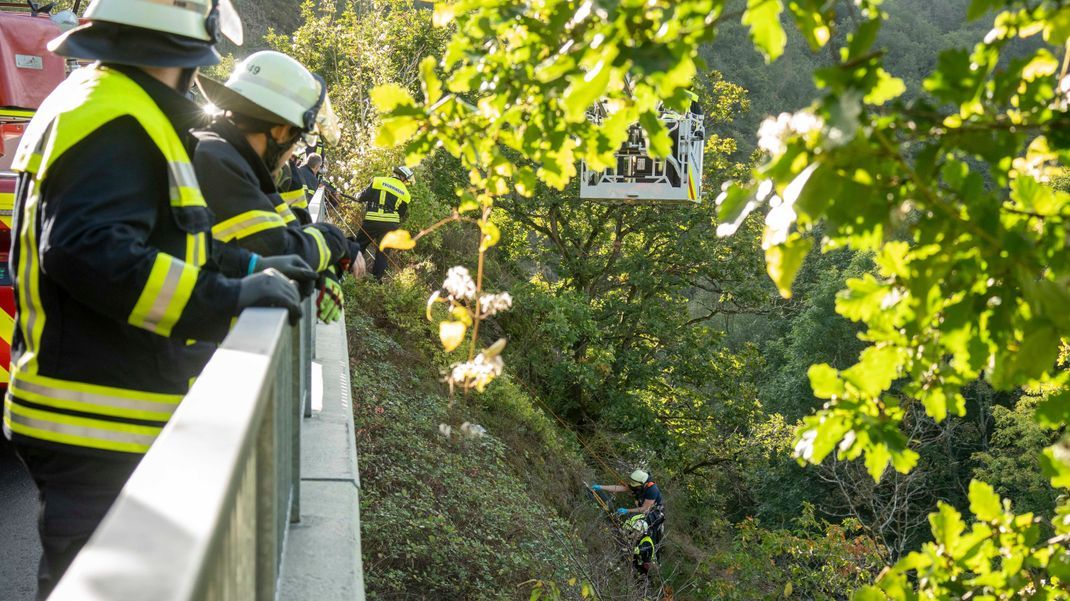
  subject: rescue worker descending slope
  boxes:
[355,165,414,280]
[193,51,366,323]
[623,514,656,577]
[591,469,666,554]
[1,1,317,596]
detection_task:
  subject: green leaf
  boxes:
[864,69,906,105]
[851,585,885,601]
[743,0,787,62]
[968,480,1003,522]
[563,59,612,122]
[787,3,831,51]
[1036,390,1070,429]
[1042,443,1070,488]
[638,110,673,158]
[843,345,903,399]
[930,502,964,552]
[1014,320,1060,380]
[715,183,759,237]
[515,167,537,198]
[1044,7,1070,45]
[419,56,442,104]
[966,0,999,20]
[1049,550,1070,580]
[370,83,417,113]
[766,234,813,299]
[808,364,844,399]
[794,411,852,465]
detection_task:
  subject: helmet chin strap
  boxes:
[177,68,198,94]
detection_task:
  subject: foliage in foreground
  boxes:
[368,0,1070,597]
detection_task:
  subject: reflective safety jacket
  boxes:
[192,120,358,272]
[633,534,655,572]
[358,176,411,223]
[277,158,311,225]
[2,65,251,458]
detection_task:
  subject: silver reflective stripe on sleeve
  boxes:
[13,379,180,418]
[6,411,159,447]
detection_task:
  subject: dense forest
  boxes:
[233,0,1070,598]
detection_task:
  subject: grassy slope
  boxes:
[345,271,621,600]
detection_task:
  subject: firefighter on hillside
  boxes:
[193,51,366,324]
[1,1,317,596]
[623,514,657,576]
[355,165,414,280]
[591,469,666,553]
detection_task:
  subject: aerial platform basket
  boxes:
[579,102,705,205]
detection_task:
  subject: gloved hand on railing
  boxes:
[238,268,303,325]
[250,254,317,298]
[590,484,603,491]
[317,270,344,323]
[616,507,629,516]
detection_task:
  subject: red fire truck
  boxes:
[0,2,69,389]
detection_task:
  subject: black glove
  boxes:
[238,268,303,325]
[254,255,317,298]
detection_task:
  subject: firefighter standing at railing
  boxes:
[355,165,414,280]
[0,1,318,597]
[193,51,367,324]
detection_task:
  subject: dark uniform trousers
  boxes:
[356,220,399,280]
[17,446,139,599]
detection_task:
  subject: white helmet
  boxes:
[394,165,414,182]
[629,469,649,487]
[49,0,242,68]
[198,51,341,145]
[83,0,241,44]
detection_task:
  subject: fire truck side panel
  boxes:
[0,12,64,110]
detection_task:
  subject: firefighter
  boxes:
[623,514,656,576]
[297,153,323,192]
[278,155,313,225]
[355,165,414,280]
[591,469,666,552]
[193,51,366,323]
[1,1,318,596]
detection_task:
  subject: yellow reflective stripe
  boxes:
[16,189,45,374]
[11,372,181,421]
[5,397,158,454]
[371,177,411,202]
[364,211,401,223]
[279,188,308,209]
[0,308,14,385]
[274,201,297,225]
[0,191,12,229]
[303,226,330,271]
[212,210,286,242]
[185,232,207,267]
[0,108,34,119]
[128,253,199,337]
[168,161,207,208]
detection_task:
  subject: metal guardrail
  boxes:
[44,187,344,601]
[47,307,310,601]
